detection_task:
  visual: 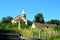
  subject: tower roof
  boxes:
[22,9,25,14]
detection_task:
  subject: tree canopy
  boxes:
[34,13,44,23]
[27,20,32,26]
[46,19,60,25]
[1,16,13,23]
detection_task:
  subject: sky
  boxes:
[0,0,60,21]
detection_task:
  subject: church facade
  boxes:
[11,9,27,29]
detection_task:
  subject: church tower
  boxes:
[21,9,26,18]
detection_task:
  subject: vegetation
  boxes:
[20,28,60,40]
[27,20,32,26]
[46,19,60,25]
[54,25,60,31]
[20,22,27,29]
[0,23,19,33]
[1,16,13,23]
[34,13,44,23]
[0,13,60,40]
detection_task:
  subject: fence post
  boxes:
[32,31,34,38]
[45,31,46,38]
[45,30,47,39]
[56,31,58,36]
[49,32,51,38]
[39,30,41,38]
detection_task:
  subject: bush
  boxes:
[20,22,27,29]
[54,25,60,31]
[0,23,19,33]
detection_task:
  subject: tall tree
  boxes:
[34,13,44,23]
[1,16,13,23]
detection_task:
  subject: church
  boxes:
[11,9,56,29]
[11,9,27,29]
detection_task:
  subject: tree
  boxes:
[0,23,1,26]
[46,19,60,25]
[34,13,44,23]
[27,20,32,26]
[1,16,13,23]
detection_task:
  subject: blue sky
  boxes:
[0,0,60,21]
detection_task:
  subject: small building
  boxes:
[11,9,27,29]
[31,23,56,29]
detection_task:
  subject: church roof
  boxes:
[13,15,27,22]
[14,15,21,21]
[12,9,27,22]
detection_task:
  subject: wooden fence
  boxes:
[0,33,46,40]
[0,29,45,40]
[0,29,59,40]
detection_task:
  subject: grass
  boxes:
[49,36,60,40]
[0,25,60,40]
[19,28,60,40]
[53,38,60,40]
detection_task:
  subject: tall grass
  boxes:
[20,28,60,40]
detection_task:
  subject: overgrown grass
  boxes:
[0,24,60,40]
[19,28,60,40]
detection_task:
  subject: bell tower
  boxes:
[21,9,26,18]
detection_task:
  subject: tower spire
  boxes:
[21,9,26,18]
[22,9,25,14]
